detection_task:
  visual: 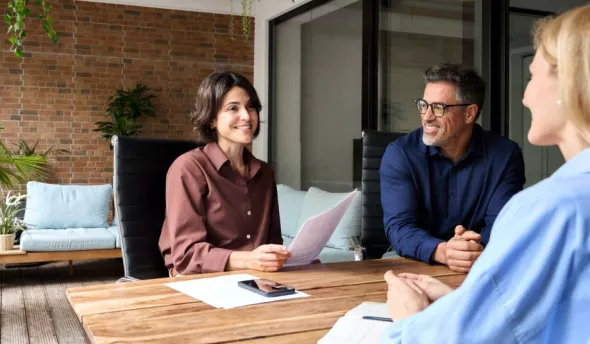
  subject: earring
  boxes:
[557,100,563,105]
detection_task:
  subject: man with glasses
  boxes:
[379,63,525,272]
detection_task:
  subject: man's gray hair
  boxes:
[423,63,486,119]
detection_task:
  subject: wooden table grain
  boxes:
[66,258,465,344]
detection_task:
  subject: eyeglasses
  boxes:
[414,99,473,117]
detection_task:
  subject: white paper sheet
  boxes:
[285,190,358,266]
[344,301,390,319]
[318,302,392,344]
[318,317,391,344]
[165,274,309,309]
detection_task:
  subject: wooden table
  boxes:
[66,258,465,344]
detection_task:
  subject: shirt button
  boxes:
[246,234,251,239]
[247,211,251,216]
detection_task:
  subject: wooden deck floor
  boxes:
[0,259,123,344]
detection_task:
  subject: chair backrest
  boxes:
[113,135,204,280]
[360,130,405,258]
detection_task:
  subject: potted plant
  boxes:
[0,192,27,251]
[0,139,47,189]
[94,82,157,149]
[11,139,69,157]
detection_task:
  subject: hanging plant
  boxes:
[229,0,295,41]
[4,0,59,57]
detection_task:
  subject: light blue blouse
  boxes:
[384,148,590,343]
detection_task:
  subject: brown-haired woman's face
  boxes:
[212,86,258,146]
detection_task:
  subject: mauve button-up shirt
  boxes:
[158,142,283,275]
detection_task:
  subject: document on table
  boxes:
[164,274,309,309]
[284,189,358,267]
[318,302,392,344]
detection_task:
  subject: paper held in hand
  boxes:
[284,189,357,267]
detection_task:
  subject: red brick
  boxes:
[0,0,253,188]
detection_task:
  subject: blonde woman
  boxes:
[382,6,590,343]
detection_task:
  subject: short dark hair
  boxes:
[190,71,262,143]
[423,63,486,119]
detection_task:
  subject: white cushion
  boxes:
[296,187,361,250]
[19,228,116,251]
[276,184,307,238]
[24,182,112,229]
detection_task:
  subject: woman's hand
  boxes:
[228,245,291,272]
[384,271,430,321]
[398,273,454,302]
[248,244,291,271]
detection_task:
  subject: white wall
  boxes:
[253,0,313,161]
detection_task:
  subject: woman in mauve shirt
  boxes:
[159,72,290,276]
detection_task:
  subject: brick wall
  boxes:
[0,0,254,188]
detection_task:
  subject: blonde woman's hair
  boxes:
[533,5,590,143]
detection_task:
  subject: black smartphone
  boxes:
[237,279,296,297]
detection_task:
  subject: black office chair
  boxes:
[359,130,405,259]
[112,135,204,280]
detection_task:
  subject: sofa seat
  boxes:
[105,226,120,248]
[19,228,117,252]
[281,236,356,264]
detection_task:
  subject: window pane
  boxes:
[507,11,564,187]
[273,0,363,192]
[378,0,478,133]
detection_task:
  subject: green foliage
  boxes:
[0,192,27,235]
[5,0,59,57]
[106,83,156,121]
[11,139,69,157]
[93,83,157,149]
[0,141,47,189]
[230,0,294,41]
[94,112,142,144]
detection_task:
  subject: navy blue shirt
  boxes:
[379,124,525,263]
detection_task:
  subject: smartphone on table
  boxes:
[238,278,296,297]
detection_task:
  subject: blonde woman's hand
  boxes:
[398,273,454,302]
[384,271,430,321]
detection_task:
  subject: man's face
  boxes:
[421,82,472,147]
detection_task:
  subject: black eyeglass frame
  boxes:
[414,99,474,117]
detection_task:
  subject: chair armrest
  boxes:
[349,236,367,261]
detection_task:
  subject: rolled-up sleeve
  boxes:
[160,160,232,274]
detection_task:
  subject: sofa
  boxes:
[19,181,120,252]
[276,184,361,263]
[0,182,123,275]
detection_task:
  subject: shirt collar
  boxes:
[420,124,484,158]
[203,142,262,178]
[552,147,590,179]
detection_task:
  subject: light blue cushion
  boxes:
[282,236,356,263]
[24,182,112,229]
[276,184,306,238]
[19,228,116,251]
[296,187,362,250]
[106,225,120,248]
